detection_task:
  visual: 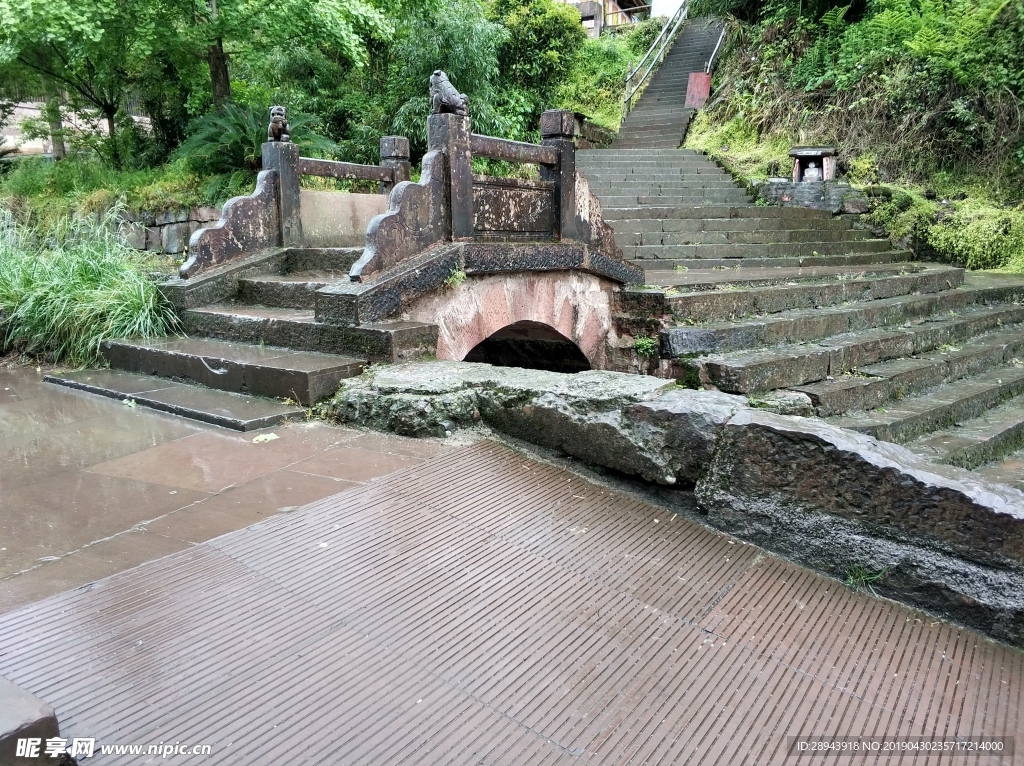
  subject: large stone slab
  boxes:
[320,361,745,484]
[696,409,1024,644]
[0,676,58,765]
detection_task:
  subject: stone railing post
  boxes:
[261,141,302,247]
[540,109,578,242]
[427,113,473,239]
[380,136,412,194]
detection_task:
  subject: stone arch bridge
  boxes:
[64,107,646,423]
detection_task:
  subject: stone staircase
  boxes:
[46,247,434,430]
[577,25,1024,490]
[615,17,725,149]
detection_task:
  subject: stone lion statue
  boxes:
[267,105,290,142]
[429,71,469,117]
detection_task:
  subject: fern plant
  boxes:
[174,104,335,202]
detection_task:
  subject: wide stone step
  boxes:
[183,304,437,363]
[617,120,690,132]
[284,247,363,274]
[581,172,732,183]
[680,300,1024,393]
[624,239,890,259]
[44,368,305,431]
[590,180,742,192]
[239,272,346,310]
[614,227,868,247]
[602,205,832,221]
[101,336,365,406]
[791,323,1024,415]
[662,266,962,324]
[975,446,1024,488]
[601,194,752,209]
[578,149,704,157]
[829,365,1024,445]
[642,252,911,270]
[606,215,852,232]
[644,263,922,290]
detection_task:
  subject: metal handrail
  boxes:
[705,24,727,74]
[621,0,689,118]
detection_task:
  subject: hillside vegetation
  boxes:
[685,0,1024,270]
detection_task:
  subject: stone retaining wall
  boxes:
[119,207,222,255]
[756,180,870,215]
[319,361,1024,648]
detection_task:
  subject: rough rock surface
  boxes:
[318,361,745,485]
[696,409,1024,644]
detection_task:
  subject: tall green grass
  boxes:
[0,209,178,365]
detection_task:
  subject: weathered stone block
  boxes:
[161,221,196,254]
[300,190,387,248]
[0,676,58,765]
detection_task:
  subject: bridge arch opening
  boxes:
[462,320,592,373]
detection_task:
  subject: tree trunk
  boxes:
[45,93,66,160]
[105,109,120,169]
[208,38,232,111]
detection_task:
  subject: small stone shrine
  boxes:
[790,146,837,182]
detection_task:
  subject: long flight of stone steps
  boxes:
[578,22,1024,490]
[615,17,725,149]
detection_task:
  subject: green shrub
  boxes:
[928,202,1024,271]
[633,335,660,357]
[0,209,178,365]
[0,156,206,225]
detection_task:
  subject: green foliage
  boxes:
[929,202,1024,271]
[443,267,467,289]
[490,0,586,94]
[633,335,660,357]
[0,208,178,365]
[554,35,632,129]
[845,564,888,596]
[692,0,1024,195]
[0,156,207,225]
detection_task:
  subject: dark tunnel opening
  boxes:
[462,321,592,373]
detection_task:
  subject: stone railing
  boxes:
[349,108,617,282]
[179,137,410,279]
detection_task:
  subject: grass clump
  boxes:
[0,208,178,365]
[845,564,889,597]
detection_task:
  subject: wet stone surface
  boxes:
[0,365,458,614]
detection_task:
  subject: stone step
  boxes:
[590,182,744,194]
[601,194,753,209]
[624,239,891,260]
[644,263,923,290]
[284,247,363,274]
[239,272,347,310]
[606,215,852,232]
[829,365,1024,445]
[681,300,1024,393]
[975,447,1024,489]
[614,227,868,247]
[603,205,831,221]
[662,266,962,324]
[101,336,365,406]
[615,120,690,132]
[641,252,912,270]
[791,323,1024,416]
[581,172,732,183]
[577,157,718,166]
[578,149,705,157]
[44,368,306,431]
[183,304,438,363]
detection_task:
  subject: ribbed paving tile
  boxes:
[0,441,1019,765]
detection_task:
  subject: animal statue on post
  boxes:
[267,105,291,142]
[429,71,469,117]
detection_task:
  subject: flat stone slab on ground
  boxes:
[45,369,305,431]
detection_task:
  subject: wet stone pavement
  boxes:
[0,365,457,613]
